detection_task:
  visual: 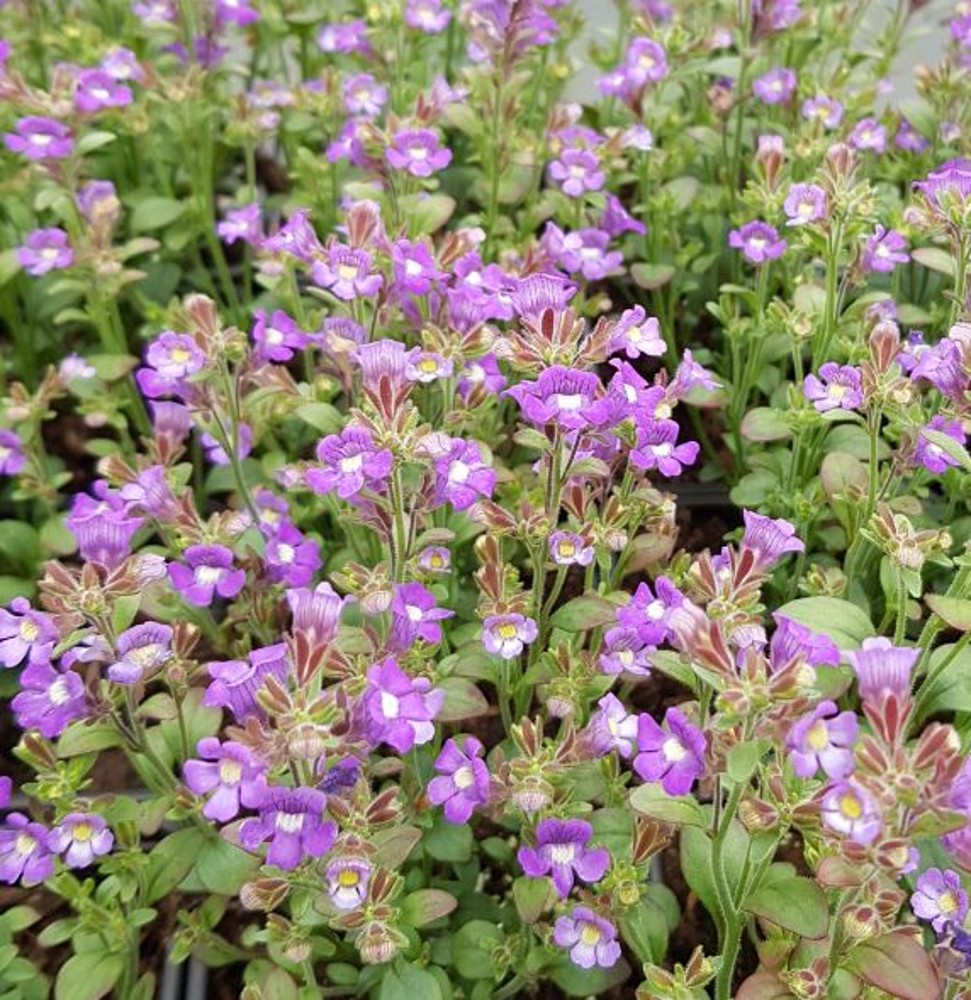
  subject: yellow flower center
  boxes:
[839,793,862,820]
[219,760,242,785]
[579,923,602,946]
[497,623,518,640]
[73,823,93,842]
[338,868,360,888]
[806,719,830,751]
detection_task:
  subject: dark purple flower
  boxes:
[849,118,887,153]
[482,614,538,660]
[862,225,909,273]
[183,738,267,822]
[108,623,173,685]
[47,814,113,868]
[770,614,840,670]
[11,660,88,738]
[634,707,706,795]
[217,203,263,246]
[788,701,857,779]
[801,94,843,128]
[169,544,245,607]
[204,644,288,723]
[518,818,609,898]
[506,366,601,431]
[912,868,968,935]
[306,426,393,500]
[391,582,453,646]
[630,420,700,477]
[914,416,967,475]
[803,363,863,412]
[239,787,336,871]
[846,637,918,705]
[821,780,882,844]
[17,228,73,276]
[783,184,827,227]
[553,907,621,969]
[325,857,372,909]
[265,525,321,588]
[405,0,451,32]
[741,510,805,570]
[4,117,73,161]
[386,129,452,177]
[548,148,605,198]
[364,658,443,753]
[427,736,490,823]
[729,221,787,264]
[0,431,26,477]
[252,309,308,363]
[66,484,143,569]
[753,67,796,104]
[434,438,496,510]
[0,598,57,668]
[312,245,383,301]
[617,577,683,647]
[74,69,132,112]
[0,814,54,886]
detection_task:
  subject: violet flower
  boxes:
[204,644,288,723]
[183,738,267,822]
[261,210,323,263]
[0,431,26,477]
[753,67,796,104]
[482,614,538,660]
[217,204,263,246]
[392,239,445,297]
[617,577,683,646]
[912,868,968,935]
[728,221,787,264]
[549,531,594,567]
[325,857,372,909]
[317,19,371,55]
[239,787,336,871]
[846,637,918,704]
[311,245,383,301]
[770,614,840,670]
[306,426,393,500]
[787,701,857,780]
[915,159,971,208]
[342,72,387,117]
[405,0,451,32]
[505,366,601,431]
[11,660,88,738]
[67,484,144,569]
[630,420,700,477]
[386,129,452,177]
[252,309,308,363]
[601,193,647,237]
[47,814,114,869]
[427,736,491,823]
[519,818,609,898]
[783,183,827,227]
[287,582,345,650]
[200,424,252,467]
[17,228,73,276]
[553,907,621,969]
[74,69,132,112]
[634,708,706,795]
[610,306,665,359]
[136,332,206,399]
[548,148,605,198]
[0,777,10,810]
[391,582,453,646]
[107,623,173,685]
[914,417,966,475]
[740,510,805,570]
[849,118,887,152]
[458,355,507,399]
[406,352,453,383]
[4,117,74,160]
[169,544,246,607]
[264,525,321,589]
[820,780,882,844]
[862,225,909,273]
[587,693,640,757]
[0,814,54,886]
[364,657,444,753]
[801,94,843,128]
[434,438,496,510]
[803,363,863,412]
[0,598,58,668]
[545,226,623,281]
[418,546,451,573]
[599,626,654,677]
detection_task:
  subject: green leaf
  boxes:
[845,930,942,999]
[76,131,117,154]
[773,596,874,650]
[727,740,761,784]
[648,650,699,694]
[550,956,631,997]
[111,592,141,634]
[680,822,749,918]
[820,451,868,503]
[409,194,456,234]
[87,353,138,381]
[424,816,473,863]
[911,246,955,276]
[550,594,622,632]
[54,952,124,1000]
[742,865,829,938]
[915,643,971,721]
[452,921,503,980]
[130,197,187,232]
[741,408,791,442]
[40,516,78,557]
[736,971,792,999]
[512,876,556,924]
[371,825,422,869]
[294,402,344,435]
[926,595,971,632]
[436,678,490,722]
[0,521,40,573]
[145,829,205,903]
[619,899,669,964]
[629,783,707,828]
[730,469,778,507]
[630,263,676,290]
[187,836,259,895]
[380,960,445,1000]
[56,721,124,757]
[922,427,971,472]
[399,889,458,928]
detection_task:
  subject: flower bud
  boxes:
[240,878,290,911]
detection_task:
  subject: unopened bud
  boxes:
[240,878,290,911]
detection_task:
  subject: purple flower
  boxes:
[617,577,683,646]
[386,129,452,177]
[204,644,288,723]
[418,546,451,573]
[634,707,706,795]
[820,780,882,844]
[74,69,132,112]
[740,510,805,570]
[910,336,968,402]
[519,818,609,898]
[862,225,909,273]
[11,660,88,738]
[729,221,787,264]
[17,228,73,276]
[325,857,372,909]
[364,658,443,753]
[895,118,929,153]
[200,425,252,467]
[548,148,605,198]
[610,306,665,359]
[434,438,496,510]
[406,351,453,383]
[801,94,843,128]
[118,465,180,518]
[317,19,371,55]
[599,627,653,677]
[214,0,259,27]
[405,0,451,32]
[4,117,74,161]
[262,210,322,263]
[587,694,639,757]
[914,416,966,475]
[169,544,246,607]
[553,907,621,969]
[803,363,863,412]
[508,273,576,318]
[287,582,345,650]
[606,37,668,98]
[265,525,321,588]
[47,814,113,868]
[108,623,173,685]
[392,239,445,298]
[601,193,647,237]
[306,426,393,500]
[240,787,336,871]
[459,355,507,399]
[482,614,538,660]
[77,181,120,228]
[342,72,387,117]
[912,868,968,935]
[67,485,144,569]
[0,598,57,668]
[101,46,144,82]
[391,582,453,646]
[312,245,383,301]
[427,736,490,823]
[770,614,840,670]
[849,118,887,152]
[0,814,54,886]
[753,67,796,104]
[0,777,10,810]
[252,310,308,363]
[0,431,26,477]
[544,225,623,281]
[136,332,206,399]
[630,420,700,477]
[549,531,594,567]
[217,204,263,246]
[183,738,267,823]
[846,637,918,704]
[783,184,827,227]
[788,701,857,780]
[915,159,971,209]
[506,366,601,431]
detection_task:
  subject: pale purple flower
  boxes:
[265,525,321,589]
[405,0,451,32]
[132,0,175,25]
[587,693,639,757]
[914,416,966,475]
[252,309,308,363]
[262,210,322,263]
[862,225,909,273]
[634,707,706,795]
[910,337,968,402]
[0,815,54,886]
[355,340,413,396]
[912,868,968,935]
[17,228,73,276]
[915,159,971,209]
[58,354,96,383]
[599,627,653,677]
[391,582,453,646]
[849,118,887,153]
[317,19,371,55]
[617,577,683,646]
[621,125,654,151]
[168,544,245,607]
[137,332,205,398]
[119,465,180,519]
[11,660,88,738]
[803,363,863,412]
[895,118,929,153]
[342,73,387,117]
[788,701,857,780]
[47,814,113,869]
[821,780,882,844]
[240,787,336,870]
[183,738,267,823]
[204,644,288,723]
[0,431,26,477]
[76,180,120,227]
[630,420,700,477]
[312,245,383,301]
[4,117,74,160]
[553,907,621,969]
[610,306,664,358]
[417,546,451,573]
[74,69,132,112]
[217,203,263,246]
[0,598,57,668]
[386,129,452,177]
[783,183,827,227]
[482,614,538,660]
[306,426,393,500]
[200,424,252,466]
[548,148,605,198]
[101,46,144,82]
[427,736,490,823]
[549,531,594,567]
[0,778,9,810]
[459,355,506,399]
[600,193,647,237]
[801,94,843,129]
[753,67,796,104]
[741,510,805,569]
[770,614,840,670]
[108,623,173,685]
[434,439,496,510]
[67,484,143,569]
[729,221,787,264]
[325,857,372,909]
[670,348,720,397]
[364,657,443,753]
[508,273,576,318]
[545,225,623,281]
[615,37,667,94]
[506,366,601,431]
[519,818,609,898]
[392,239,445,297]
[406,352,453,383]
[214,0,259,27]
[846,637,918,704]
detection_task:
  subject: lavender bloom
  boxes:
[261,210,323,263]
[0,778,10,810]
[434,439,496,510]
[265,525,321,589]
[770,614,841,670]
[910,336,968,401]
[458,355,507,399]
[107,623,173,684]
[418,546,451,573]
[119,465,180,518]
[846,637,918,704]
[787,701,857,779]
[306,426,393,500]
[610,306,664,359]
[553,907,621,970]
[287,582,345,649]
[67,485,143,569]
[204,644,288,722]
[365,658,443,753]
[201,425,252,467]
[11,660,88,738]
[895,118,929,153]
[406,352,453,383]
[391,582,453,645]
[325,857,372,909]
[548,148,605,198]
[801,94,843,128]
[599,626,653,677]
[342,73,387,117]
[630,420,700,477]
[608,37,668,97]
[136,332,206,399]
[505,366,601,431]
[862,225,909,273]
[77,181,120,228]
[820,781,882,844]
[914,416,966,475]
[386,129,452,177]
[405,0,451,32]
[545,225,623,281]
[753,67,796,104]
[239,787,336,871]
[312,245,384,301]
[317,19,371,55]
[355,340,413,396]
[214,0,259,27]
[101,46,144,82]
[252,310,308,363]
[634,707,706,795]
[0,815,54,886]
[183,738,267,822]
[427,736,490,823]
[783,184,827,227]
[549,531,594,567]
[392,239,445,297]
[482,614,538,660]
[151,401,192,448]
[518,818,609,898]
[617,578,683,646]
[741,510,805,570]
[849,118,887,152]
[587,693,640,757]
[729,221,787,264]
[0,431,26,477]
[0,598,57,668]
[601,193,647,237]
[169,544,246,607]
[803,363,863,412]
[915,159,971,209]
[47,814,113,868]
[912,869,968,935]
[4,117,74,160]
[508,273,576,318]
[17,228,73,276]
[217,204,263,246]
[74,69,132,112]
[753,0,803,31]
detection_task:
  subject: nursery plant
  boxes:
[0,0,970,998]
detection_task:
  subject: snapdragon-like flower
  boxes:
[434,438,496,510]
[169,544,246,607]
[914,158,971,208]
[137,332,206,399]
[740,510,805,570]
[391,582,453,645]
[912,868,968,935]
[617,577,683,646]
[610,305,664,359]
[67,484,144,569]
[418,546,451,573]
[214,0,259,26]
[341,72,387,116]
[405,0,451,32]
[599,36,667,100]
[204,644,288,723]
[482,614,538,660]
[17,228,73,276]
[74,69,132,112]
[518,818,609,897]
[217,203,263,246]
[788,701,857,779]
[910,335,968,402]
[11,660,88,738]
[47,814,114,868]
[264,525,321,588]
[599,626,653,677]
[406,351,453,383]
[427,736,490,823]
[630,420,700,477]
[803,363,863,412]
[553,907,621,969]
[392,239,445,297]
[325,857,372,909]
[306,426,393,500]
[783,183,827,227]
[544,225,624,281]
[914,416,967,475]
[820,780,882,844]
[364,658,444,753]
[849,117,887,153]
[386,128,452,177]
[801,94,843,128]
[183,738,267,822]
[118,465,180,519]
[728,221,787,264]
[317,18,371,55]
[262,210,322,262]
[753,67,796,104]
[587,693,639,757]
[0,431,26,477]
[252,309,308,363]
[846,637,917,704]
[862,225,909,273]
[634,707,706,795]
[549,531,594,567]
[240,787,336,870]
[0,598,58,668]
[506,366,601,431]
[4,116,74,160]
[200,425,252,466]
[548,147,605,198]
[770,613,840,670]
[458,355,507,399]
[0,814,54,886]
[312,245,384,301]
[107,623,173,685]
